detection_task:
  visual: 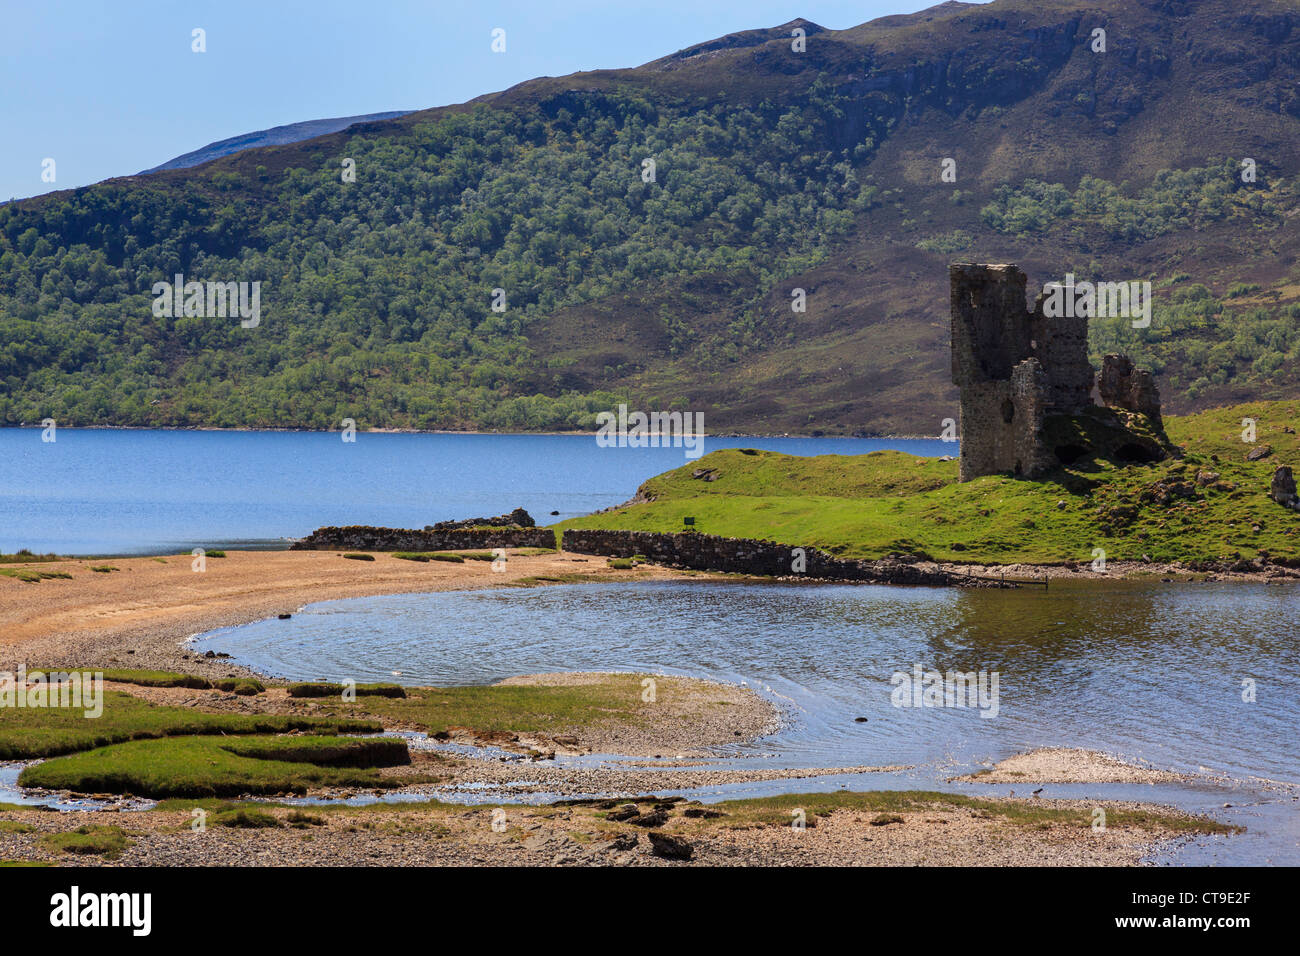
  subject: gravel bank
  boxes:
[953,748,1191,785]
[0,795,1225,867]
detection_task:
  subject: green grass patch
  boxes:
[221,736,409,767]
[342,553,375,561]
[211,678,265,695]
[393,551,464,563]
[310,673,668,738]
[88,565,119,573]
[86,668,262,694]
[0,820,35,833]
[99,668,213,689]
[695,791,1239,835]
[213,808,282,829]
[507,572,623,587]
[555,402,1300,565]
[0,550,65,564]
[19,735,412,798]
[205,550,227,558]
[0,567,73,583]
[0,690,382,760]
[39,825,131,860]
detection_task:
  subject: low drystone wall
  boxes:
[560,529,969,586]
[291,525,557,552]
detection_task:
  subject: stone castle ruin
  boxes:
[950,263,1168,481]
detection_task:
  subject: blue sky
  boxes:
[1,0,947,201]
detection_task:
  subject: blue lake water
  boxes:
[0,428,952,556]
[4,426,1295,863]
[199,578,1300,864]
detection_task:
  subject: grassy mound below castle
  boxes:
[554,401,1300,566]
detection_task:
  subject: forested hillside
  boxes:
[3,0,1300,433]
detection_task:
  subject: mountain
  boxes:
[2,0,1299,434]
[141,112,414,173]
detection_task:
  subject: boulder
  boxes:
[1247,444,1273,462]
[629,810,669,828]
[647,831,693,860]
[1270,466,1299,510]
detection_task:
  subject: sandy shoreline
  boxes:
[0,549,695,677]
[0,794,1226,867]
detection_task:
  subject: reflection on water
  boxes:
[197,578,1300,863]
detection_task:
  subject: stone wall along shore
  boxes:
[291,525,557,552]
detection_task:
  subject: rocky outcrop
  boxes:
[292,525,555,551]
[647,831,694,860]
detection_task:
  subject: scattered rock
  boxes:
[629,810,669,828]
[607,832,638,852]
[647,831,693,860]
[1246,444,1273,462]
[606,804,640,822]
[869,814,905,826]
[278,613,292,620]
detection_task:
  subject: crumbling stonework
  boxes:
[291,525,555,551]
[950,263,1163,481]
[560,529,993,586]
[425,508,535,531]
[1097,354,1162,425]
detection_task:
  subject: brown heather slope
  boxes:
[467,0,1300,432]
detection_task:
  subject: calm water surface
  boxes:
[0,429,951,555]
[200,578,1300,864]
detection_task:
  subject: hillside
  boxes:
[555,401,1300,565]
[2,0,1300,432]
[140,111,414,173]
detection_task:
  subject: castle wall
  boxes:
[950,263,1152,481]
[559,529,971,585]
[1097,353,1162,424]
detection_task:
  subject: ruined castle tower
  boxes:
[950,263,1160,481]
